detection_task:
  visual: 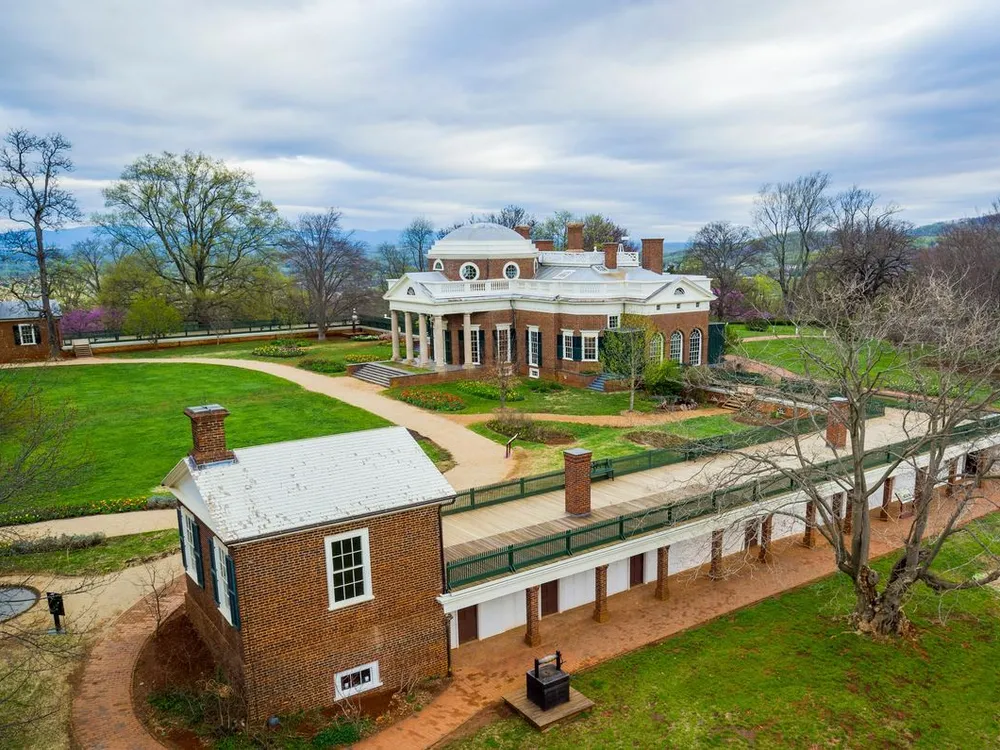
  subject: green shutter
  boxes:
[32,324,41,345]
[478,329,485,363]
[225,555,241,630]
[525,329,530,364]
[457,330,464,365]
[176,508,187,570]
[537,334,543,367]
[191,521,204,588]
[444,331,452,364]
[209,537,219,605]
[572,336,582,361]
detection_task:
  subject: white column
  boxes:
[418,313,429,367]
[434,316,446,369]
[404,312,414,363]
[463,312,473,369]
[390,310,400,361]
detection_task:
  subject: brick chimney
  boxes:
[826,397,848,449]
[603,241,618,270]
[564,448,592,515]
[535,239,555,252]
[566,222,584,253]
[513,224,531,240]
[641,238,664,275]
[185,404,236,466]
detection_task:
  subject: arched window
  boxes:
[432,259,444,271]
[503,262,520,279]
[648,333,664,363]
[460,262,480,281]
[674,287,685,295]
[688,328,702,365]
[669,331,683,362]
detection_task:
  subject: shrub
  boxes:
[311,719,368,747]
[298,357,346,374]
[251,344,305,358]
[344,353,383,364]
[453,380,525,401]
[523,378,564,393]
[0,532,105,557]
[743,317,770,332]
[350,334,381,342]
[272,338,307,348]
[644,360,684,397]
[397,389,466,411]
[146,495,176,509]
[485,414,574,445]
[724,326,742,353]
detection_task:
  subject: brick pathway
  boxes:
[71,578,185,750]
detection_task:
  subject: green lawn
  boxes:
[726,323,822,339]
[449,513,1000,749]
[0,530,179,576]
[387,381,659,416]
[5,364,388,520]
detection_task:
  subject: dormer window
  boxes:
[460,263,480,281]
[432,259,444,271]
[503,262,520,280]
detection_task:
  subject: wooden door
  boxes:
[629,554,645,587]
[457,605,478,645]
[540,580,559,617]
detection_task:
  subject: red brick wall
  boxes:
[437,257,536,281]
[232,506,448,722]
[0,318,59,363]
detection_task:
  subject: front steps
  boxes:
[351,362,411,387]
[73,341,94,358]
[587,374,609,392]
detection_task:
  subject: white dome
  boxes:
[430,222,537,259]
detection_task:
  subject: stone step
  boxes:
[73,342,93,358]
[350,362,410,388]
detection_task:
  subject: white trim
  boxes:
[689,328,703,365]
[495,325,512,363]
[16,323,37,346]
[181,507,199,583]
[669,330,683,362]
[502,262,520,280]
[459,262,480,281]
[561,329,573,360]
[469,324,482,365]
[324,528,374,611]
[432,259,444,271]
[527,325,540,367]
[334,661,382,700]
[214,538,233,625]
[607,314,620,330]
[582,331,599,362]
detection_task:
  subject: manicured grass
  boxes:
[108,336,394,368]
[387,381,659,416]
[726,323,822,339]
[449,513,1000,749]
[5,364,388,519]
[0,530,179,576]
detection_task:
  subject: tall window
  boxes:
[211,539,238,627]
[561,330,573,360]
[582,332,599,362]
[325,529,373,610]
[669,331,683,362]
[496,326,511,363]
[469,326,481,365]
[178,508,203,586]
[689,329,702,365]
[16,323,37,345]
[527,327,540,366]
[649,333,664,363]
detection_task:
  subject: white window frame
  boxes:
[16,323,37,346]
[181,508,199,583]
[214,538,233,625]
[469,324,481,365]
[561,329,573,360]
[607,315,620,330]
[582,331,599,362]
[495,324,511,363]
[502,262,520,280]
[669,331,683,363]
[325,528,374,611]
[432,259,444,271]
[649,333,664,363]
[459,262,480,281]
[334,661,382,701]
[689,329,702,365]
[527,326,540,367]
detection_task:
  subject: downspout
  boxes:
[438,504,453,675]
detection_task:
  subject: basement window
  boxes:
[325,529,374,610]
[334,661,382,700]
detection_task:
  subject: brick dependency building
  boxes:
[0,300,61,363]
[382,222,718,383]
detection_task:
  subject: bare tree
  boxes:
[400,217,435,272]
[918,200,1000,306]
[470,204,536,231]
[0,129,81,358]
[714,275,1000,635]
[685,222,764,319]
[97,151,285,324]
[533,210,574,249]
[581,213,634,252]
[374,241,411,281]
[282,210,371,340]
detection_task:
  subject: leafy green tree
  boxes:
[600,314,655,411]
[123,296,182,345]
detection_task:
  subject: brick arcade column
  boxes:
[404,311,414,362]
[880,476,895,521]
[826,396,848,449]
[564,448,592,516]
[655,546,670,601]
[709,529,724,580]
[758,515,773,563]
[802,500,816,547]
[524,585,541,647]
[831,492,844,535]
[903,469,924,519]
[947,459,958,496]
[593,565,609,623]
[390,310,400,361]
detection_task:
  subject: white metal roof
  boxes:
[428,222,538,259]
[163,426,455,544]
[0,300,61,320]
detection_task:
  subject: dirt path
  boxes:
[446,406,731,428]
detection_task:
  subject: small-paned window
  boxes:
[503,262,520,279]
[334,661,382,700]
[582,332,599,362]
[460,263,480,281]
[325,529,373,610]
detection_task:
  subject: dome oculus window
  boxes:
[503,262,520,279]
[432,259,444,271]
[460,263,480,281]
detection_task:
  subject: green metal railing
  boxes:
[444,411,1000,590]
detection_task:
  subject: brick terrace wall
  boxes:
[233,506,449,723]
[0,318,59,363]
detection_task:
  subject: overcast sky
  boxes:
[2,0,999,240]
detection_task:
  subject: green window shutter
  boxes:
[176,508,187,570]
[444,332,452,363]
[209,537,219,606]
[225,555,241,630]
[191,521,204,588]
[537,335,543,367]
[457,330,464,365]
[33,324,41,344]
[12,325,21,346]
[478,329,485,362]
[525,329,529,363]
[573,336,582,361]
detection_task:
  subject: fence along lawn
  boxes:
[3,364,388,522]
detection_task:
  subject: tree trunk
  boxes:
[629,383,636,412]
[33,222,61,359]
[852,565,909,636]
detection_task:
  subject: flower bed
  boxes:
[251,344,306,358]
[454,380,525,401]
[0,495,151,526]
[397,389,466,412]
[298,357,347,374]
[344,353,383,364]
[350,334,382,341]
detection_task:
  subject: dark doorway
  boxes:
[457,605,478,645]
[540,580,559,617]
[629,554,645,588]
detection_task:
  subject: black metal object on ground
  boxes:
[526,651,570,711]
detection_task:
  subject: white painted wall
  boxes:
[669,534,710,574]
[477,589,526,641]
[643,549,657,583]
[607,559,629,596]
[558,569,595,612]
